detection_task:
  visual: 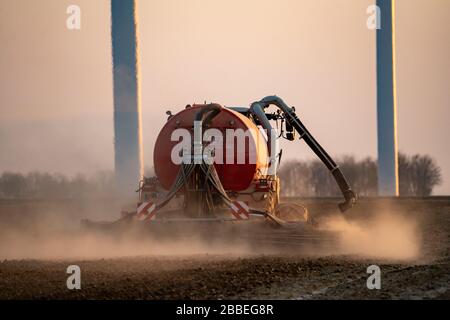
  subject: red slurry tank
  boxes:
[154,104,269,191]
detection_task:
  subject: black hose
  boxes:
[256,96,357,212]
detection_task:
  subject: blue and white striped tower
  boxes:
[376,0,399,196]
[111,0,144,197]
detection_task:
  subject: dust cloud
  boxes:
[0,200,422,261]
[321,210,421,260]
[0,226,253,261]
[0,202,258,260]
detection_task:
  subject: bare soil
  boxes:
[0,197,449,299]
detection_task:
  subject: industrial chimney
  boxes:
[376,0,399,196]
[111,0,144,198]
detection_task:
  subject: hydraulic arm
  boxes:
[250,96,357,212]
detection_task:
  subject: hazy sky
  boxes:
[0,0,449,194]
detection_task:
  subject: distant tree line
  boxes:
[0,171,115,199]
[397,153,442,196]
[0,153,442,199]
[278,153,442,197]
